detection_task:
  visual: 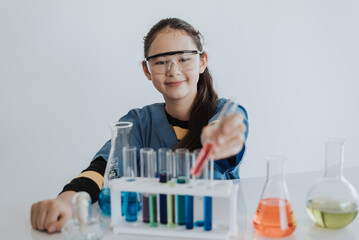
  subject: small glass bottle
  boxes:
[253,156,296,238]
[98,121,133,216]
[306,138,359,229]
[62,192,105,240]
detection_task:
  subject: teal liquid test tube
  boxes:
[122,146,138,222]
[175,149,190,226]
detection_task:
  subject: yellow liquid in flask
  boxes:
[306,199,358,229]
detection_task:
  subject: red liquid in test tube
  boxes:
[190,142,215,177]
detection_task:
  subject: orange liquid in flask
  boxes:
[253,198,296,238]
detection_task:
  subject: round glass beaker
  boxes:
[306,138,359,229]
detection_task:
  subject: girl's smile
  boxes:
[165,80,186,87]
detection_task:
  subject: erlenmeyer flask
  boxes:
[253,156,296,238]
[306,138,359,229]
[98,121,133,216]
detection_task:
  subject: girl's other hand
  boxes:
[30,191,75,233]
[201,113,246,160]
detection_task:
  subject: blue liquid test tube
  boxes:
[175,149,190,226]
[204,196,212,231]
[122,146,138,222]
[185,195,194,229]
[192,149,213,231]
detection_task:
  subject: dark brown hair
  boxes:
[143,18,218,151]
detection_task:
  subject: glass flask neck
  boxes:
[324,138,344,178]
[266,157,285,183]
[260,156,291,205]
[103,122,133,188]
[110,122,132,145]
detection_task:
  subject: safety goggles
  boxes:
[145,50,203,75]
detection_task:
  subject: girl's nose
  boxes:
[166,60,181,76]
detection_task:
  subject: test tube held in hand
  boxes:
[191,99,236,177]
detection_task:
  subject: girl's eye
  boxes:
[155,60,167,65]
[179,57,191,63]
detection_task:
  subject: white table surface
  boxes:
[1,167,358,240]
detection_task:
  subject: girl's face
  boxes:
[143,28,208,104]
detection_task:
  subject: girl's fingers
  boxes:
[215,121,246,148]
[220,113,244,133]
[213,133,244,160]
[44,204,61,232]
[30,203,37,229]
[201,113,246,153]
[47,211,71,233]
[36,202,49,231]
[201,125,216,145]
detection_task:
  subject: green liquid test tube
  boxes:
[149,194,158,227]
[165,151,176,228]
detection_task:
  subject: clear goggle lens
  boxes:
[146,50,202,74]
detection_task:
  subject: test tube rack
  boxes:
[110,177,240,240]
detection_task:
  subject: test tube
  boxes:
[194,148,213,231]
[197,147,214,231]
[140,148,154,223]
[122,146,138,222]
[166,151,176,228]
[158,148,172,224]
[149,151,158,227]
[192,149,204,228]
[175,149,190,225]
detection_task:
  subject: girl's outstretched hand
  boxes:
[30,191,75,233]
[201,113,246,160]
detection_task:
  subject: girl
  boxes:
[30,17,248,233]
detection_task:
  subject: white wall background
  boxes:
[1,0,358,203]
